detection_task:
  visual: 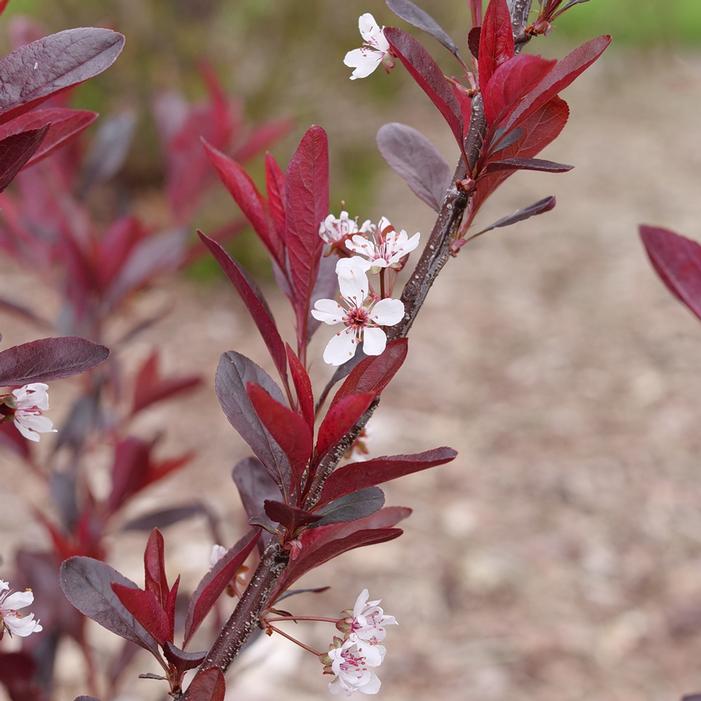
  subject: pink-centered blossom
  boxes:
[319,211,372,246]
[0,580,42,638]
[327,638,382,696]
[311,259,404,366]
[346,217,420,272]
[10,383,56,442]
[344,14,392,81]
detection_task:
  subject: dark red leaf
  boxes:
[264,500,322,532]
[468,26,481,59]
[315,393,374,462]
[199,231,287,383]
[319,447,457,505]
[121,503,208,532]
[276,507,411,591]
[640,226,701,322]
[203,140,282,266]
[377,122,451,212]
[164,642,206,675]
[0,336,109,386]
[483,54,555,126]
[478,0,515,95]
[215,351,291,490]
[499,35,611,136]
[60,557,163,659]
[285,125,329,346]
[331,339,408,409]
[107,437,151,512]
[183,529,260,644]
[185,668,225,701]
[472,97,569,216]
[384,27,462,145]
[0,127,47,192]
[131,351,202,415]
[112,584,171,644]
[143,529,169,606]
[247,382,312,494]
[0,108,97,168]
[286,345,314,429]
[265,153,286,245]
[0,28,125,125]
[385,0,459,56]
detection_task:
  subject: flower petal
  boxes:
[336,259,369,304]
[369,299,404,326]
[3,590,34,610]
[359,672,381,695]
[346,235,375,259]
[312,299,346,325]
[362,327,387,357]
[344,48,384,81]
[324,327,358,366]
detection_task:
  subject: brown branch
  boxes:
[192,9,537,689]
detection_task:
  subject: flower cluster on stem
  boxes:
[0,580,42,639]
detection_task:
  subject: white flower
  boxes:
[327,638,382,696]
[349,589,397,646]
[11,383,56,442]
[209,544,227,568]
[0,580,42,638]
[311,259,404,366]
[344,13,391,81]
[346,217,420,272]
[319,211,372,246]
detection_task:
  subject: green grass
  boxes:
[541,0,701,46]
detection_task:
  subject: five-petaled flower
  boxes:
[8,383,56,442]
[344,13,392,81]
[348,589,397,647]
[346,217,420,273]
[326,637,382,696]
[0,580,42,638]
[312,259,404,366]
[320,211,372,249]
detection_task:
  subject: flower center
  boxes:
[345,307,369,329]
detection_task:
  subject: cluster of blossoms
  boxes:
[0,580,42,639]
[314,212,420,366]
[323,590,397,696]
[0,383,56,442]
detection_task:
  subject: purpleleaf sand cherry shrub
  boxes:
[0,12,291,701]
[57,0,610,698]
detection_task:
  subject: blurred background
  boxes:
[1,1,701,700]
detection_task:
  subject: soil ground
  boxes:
[2,52,701,701]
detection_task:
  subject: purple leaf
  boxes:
[0,28,125,124]
[121,503,208,532]
[59,557,163,660]
[0,336,109,386]
[313,487,385,526]
[385,0,459,56]
[483,157,573,174]
[232,457,281,536]
[0,127,47,191]
[472,195,556,237]
[377,122,452,212]
[215,351,290,490]
[264,500,322,532]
